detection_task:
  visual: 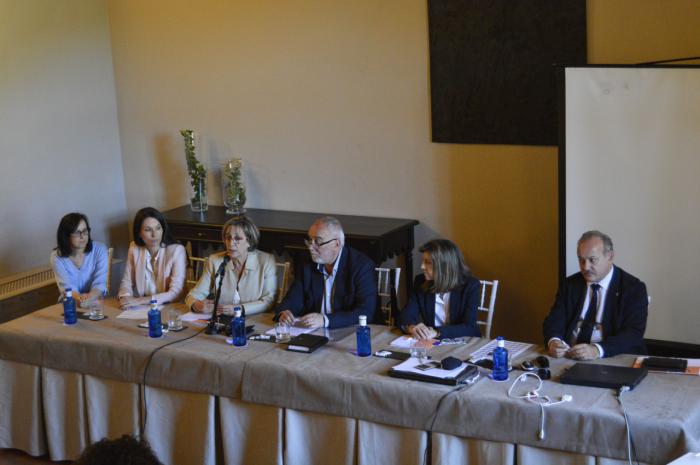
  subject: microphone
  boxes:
[217,255,231,276]
[206,255,230,335]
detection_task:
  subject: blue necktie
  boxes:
[577,283,601,344]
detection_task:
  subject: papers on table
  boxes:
[468,339,532,361]
[116,309,149,319]
[389,335,437,349]
[181,312,211,322]
[116,303,165,320]
[264,324,315,338]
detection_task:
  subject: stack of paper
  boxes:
[469,339,532,361]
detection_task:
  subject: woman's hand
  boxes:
[75,293,90,308]
[191,299,214,314]
[119,296,134,308]
[408,323,438,340]
[119,296,149,308]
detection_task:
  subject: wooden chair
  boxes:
[375,267,401,326]
[105,247,114,295]
[477,279,499,339]
[275,262,291,304]
[187,256,207,288]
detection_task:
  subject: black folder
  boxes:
[641,356,688,373]
[286,334,329,353]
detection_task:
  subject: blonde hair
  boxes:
[420,239,471,293]
[222,216,260,251]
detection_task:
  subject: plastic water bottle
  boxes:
[63,288,77,325]
[148,299,162,338]
[356,315,371,357]
[492,336,509,381]
[232,306,247,346]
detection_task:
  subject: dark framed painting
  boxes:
[428,0,586,146]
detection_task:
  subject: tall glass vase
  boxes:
[222,159,246,215]
[189,165,208,212]
[181,129,208,212]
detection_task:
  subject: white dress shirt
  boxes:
[576,266,614,357]
[434,292,450,327]
[319,257,341,328]
[548,266,615,357]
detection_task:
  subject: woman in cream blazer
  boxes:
[119,207,187,306]
[186,216,277,316]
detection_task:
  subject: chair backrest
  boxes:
[187,256,207,289]
[275,261,291,304]
[106,247,114,296]
[477,279,499,339]
[375,267,401,325]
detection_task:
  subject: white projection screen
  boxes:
[562,66,700,346]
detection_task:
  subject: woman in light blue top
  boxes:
[50,212,109,306]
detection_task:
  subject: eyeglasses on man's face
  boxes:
[304,237,338,249]
[71,228,90,238]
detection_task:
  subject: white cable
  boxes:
[508,372,573,440]
[618,386,633,465]
[539,403,545,439]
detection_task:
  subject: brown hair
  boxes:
[419,239,471,293]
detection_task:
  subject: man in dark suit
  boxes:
[275,216,377,329]
[543,230,648,360]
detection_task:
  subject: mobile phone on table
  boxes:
[472,359,494,370]
[414,361,441,371]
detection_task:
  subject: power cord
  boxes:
[617,386,641,465]
[140,326,208,438]
[422,382,472,465]
[507,372,573,440]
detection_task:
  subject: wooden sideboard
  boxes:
[163,205,419,293]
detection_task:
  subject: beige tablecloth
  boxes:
[1,303,696,464]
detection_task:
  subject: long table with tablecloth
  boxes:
[0,302,698,464]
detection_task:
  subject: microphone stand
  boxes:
[205,260,228,335]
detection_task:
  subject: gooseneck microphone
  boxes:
[206,255,230,335]
[217,255,230,275]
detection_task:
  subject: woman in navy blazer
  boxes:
[399,239,481,340]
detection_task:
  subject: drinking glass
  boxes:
[167,308,183,330]
[88,295,104,320]
[410,343,428,363]
[275,321,291,343]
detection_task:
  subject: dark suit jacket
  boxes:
[542,266,648,357]
[275,246,377,329]
[398,274,481,339]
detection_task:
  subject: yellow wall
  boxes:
[0,0,127,277]
[102,0,699,343]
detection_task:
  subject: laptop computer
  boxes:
[559,363,648,390]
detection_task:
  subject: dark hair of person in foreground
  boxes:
[73,434,164,465]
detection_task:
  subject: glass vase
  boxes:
[222,159,246,215]
[189,166,208,212]
[181,129,208,212]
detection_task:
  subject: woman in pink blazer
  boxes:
[118,207,187,307]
